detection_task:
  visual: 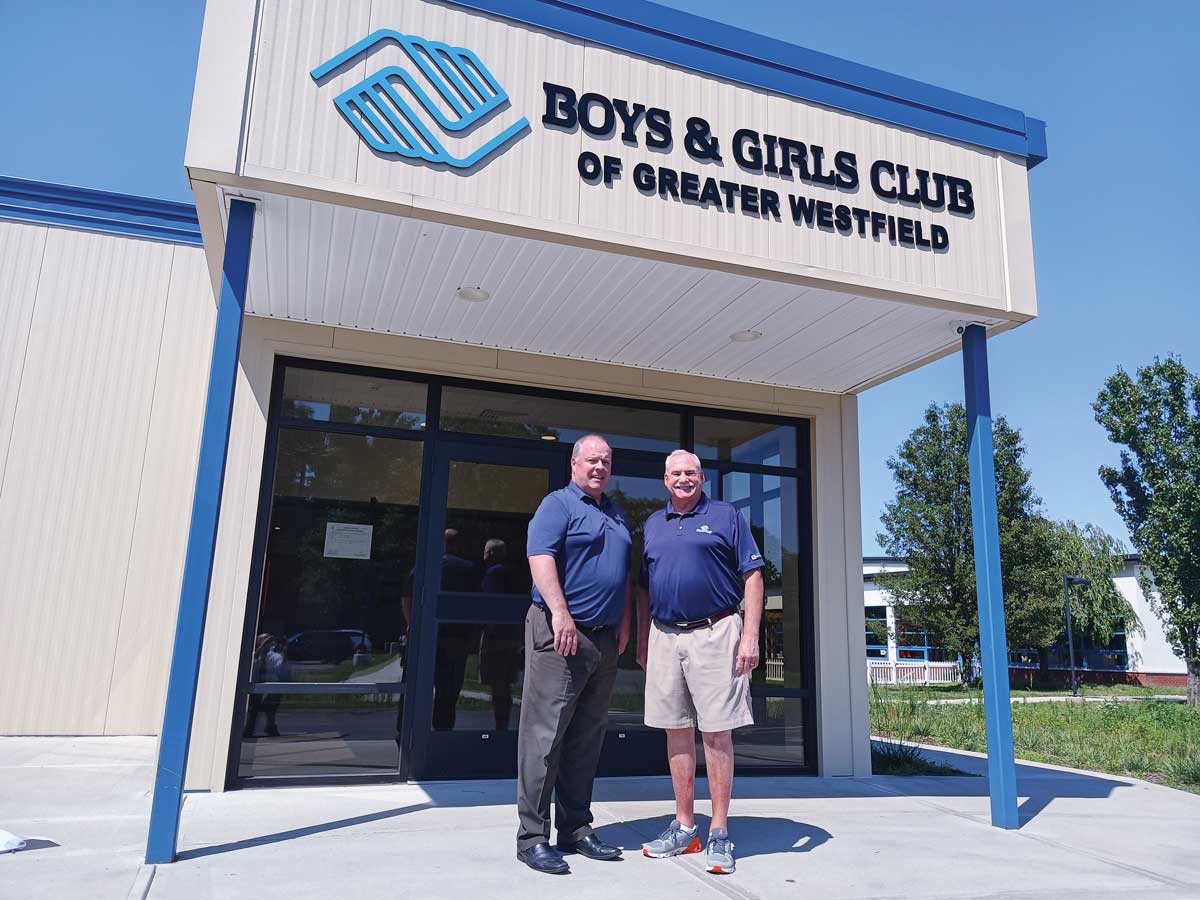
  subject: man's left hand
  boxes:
[736,635,760,675]
[618,616,630,655]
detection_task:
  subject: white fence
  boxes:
[867,660,961,685]
[765,657,786,683]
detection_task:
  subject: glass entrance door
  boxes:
[406,440,563,779]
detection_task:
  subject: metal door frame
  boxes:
[404,438,566,779]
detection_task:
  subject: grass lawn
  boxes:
[870,685,1200,794]
[871,682,1186,702]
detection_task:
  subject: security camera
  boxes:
[950,320,987,337]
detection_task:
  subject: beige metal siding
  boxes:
[242,192,1004,394]
[0,225,213,735]
[239,0,1027,317]
[0,221,48,492]
[104,248,216,734]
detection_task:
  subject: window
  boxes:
[865,606,888,659]
[695,415,797,468]
[439,385,680,452]
[281,367,426,430]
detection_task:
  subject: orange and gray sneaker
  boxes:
[641,820,701,858]
[704,828,735,874]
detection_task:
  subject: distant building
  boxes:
[863,556,1188,688]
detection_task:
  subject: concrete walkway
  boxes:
[3,736,1199,900]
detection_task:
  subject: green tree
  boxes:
[1028,521,1139,676]
[1094,356,1200,705]
[877,402,1047,680]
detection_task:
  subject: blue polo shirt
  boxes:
[641,494,764,623]
[527,481,631,626]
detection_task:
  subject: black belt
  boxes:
[539,605,611,633]
[658,607,739,631]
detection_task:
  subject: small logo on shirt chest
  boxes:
[696,524,713,534]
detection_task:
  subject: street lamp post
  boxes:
[1063,576,1090,697]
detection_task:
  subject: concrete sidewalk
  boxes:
[2,736,1199,900]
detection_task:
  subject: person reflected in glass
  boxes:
[478,539,523,730]
[432,528,481,731]
[243,633,288,739]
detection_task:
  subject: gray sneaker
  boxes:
[704,828,735,874]
[641,819,702,858]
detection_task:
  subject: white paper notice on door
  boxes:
[323,522,373,559]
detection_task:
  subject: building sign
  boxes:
[311,29,530,169]
[283,10,1022,292]
[544,83,967,253]
[309,24,991,259]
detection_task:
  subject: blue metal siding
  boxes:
[0,176,202,246]
[145,198,255,864]
[962,324,1019,829]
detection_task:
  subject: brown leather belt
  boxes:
[659,606,739,631]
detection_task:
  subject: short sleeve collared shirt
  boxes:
[640,493,764,623]
[526,481,631,626]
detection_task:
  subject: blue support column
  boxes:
[962,324,1019,829]
[145,199,256,864]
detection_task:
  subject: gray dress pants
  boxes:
[516,604,618,851]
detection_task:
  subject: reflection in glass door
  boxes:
[236,427,423,779]
[234,360,814,783]
[407,443,561,779]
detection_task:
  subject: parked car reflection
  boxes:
[286,629,373,664]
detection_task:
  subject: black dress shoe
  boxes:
[517,842,570,874]
[557,833,621,860]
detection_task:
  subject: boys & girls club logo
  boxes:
[311,28,530,170]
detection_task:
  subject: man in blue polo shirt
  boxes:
[516,434,632,875]
[636,449,764,876]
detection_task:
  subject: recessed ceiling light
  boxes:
[456,286,490,302]
[540,434,558,441]
[730,330,763,342]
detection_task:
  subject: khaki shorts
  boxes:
[644,614,753,732]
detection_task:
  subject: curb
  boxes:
[124,864,156,900]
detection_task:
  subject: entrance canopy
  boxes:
[146,0,1051,861]
[185,0,1046,396]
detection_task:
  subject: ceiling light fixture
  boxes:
[730,330,763,342]
[456,286,490,302]
[540,434,558,441]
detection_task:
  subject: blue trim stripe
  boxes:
[145,199,255,865]
[962,325,1020,829]
[0,176,202,245]
[446,0,1048,166]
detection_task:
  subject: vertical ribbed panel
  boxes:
[0,221,48,491]
[242,0,1010,309]
[0,230,175,734]
[104,247,217,735]
[245,0,372,182]
[575,44,1004,301]
[242,192,1001,393]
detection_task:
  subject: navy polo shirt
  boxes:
[641,493,764,623]
[526,481,631,626]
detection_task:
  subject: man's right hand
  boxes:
[551,609,579,656]
[636,642,648,671]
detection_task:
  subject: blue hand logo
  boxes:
[311,29,530,169]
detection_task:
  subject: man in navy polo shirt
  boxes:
[515,434,632,875]
[636,449,764,876]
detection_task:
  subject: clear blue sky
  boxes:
[1,1,1195,555]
